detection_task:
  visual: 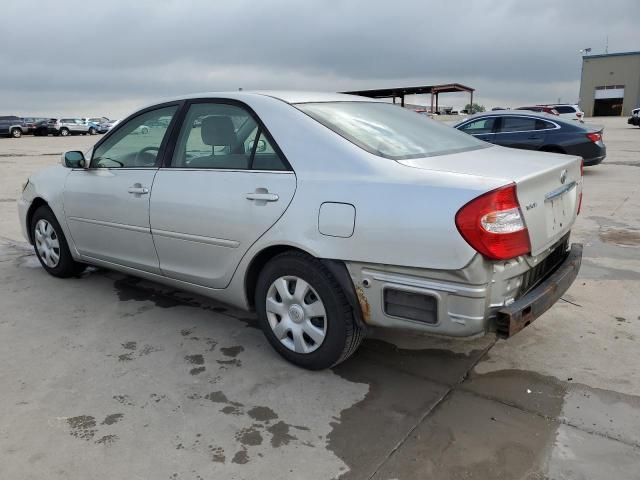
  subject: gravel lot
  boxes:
[1,117,639,479]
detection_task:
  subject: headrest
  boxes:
[201,116,236,146]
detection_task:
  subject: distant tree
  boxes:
[464,103,486,114]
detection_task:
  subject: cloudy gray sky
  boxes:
[1,0,638,118]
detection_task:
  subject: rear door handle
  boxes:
[246,192,279,202]
[245,188,280,201]
[128,183,149,195]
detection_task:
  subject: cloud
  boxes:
[1,0,637,117]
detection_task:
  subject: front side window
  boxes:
[295,102,487,160]
[499,116,537,133]
[459,118,496,134]
[171,102,288,170]
[91,105,177,168]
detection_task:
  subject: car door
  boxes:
[493,115,545,150]
[150,100,296,288]
[456,117,497,143]
[63,104,180,273]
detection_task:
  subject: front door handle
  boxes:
[128,183,149,195]
[246,190,279,202]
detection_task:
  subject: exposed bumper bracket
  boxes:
[495,243,583,338]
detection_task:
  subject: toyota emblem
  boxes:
[560,169,567,184]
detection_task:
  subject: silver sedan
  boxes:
[18,92,583,369]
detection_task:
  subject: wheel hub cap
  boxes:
[288,304,304,324]
[34,219,61,268]
[265,276,327,354]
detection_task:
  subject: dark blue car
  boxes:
[454,111,606,166]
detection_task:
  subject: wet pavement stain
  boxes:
[118,353,134,362]
[67,415,97,441]
[190,367,206,375]
[247,406,278,422]
[184,354,204,365]
[95,434,118,445]
[121,341,137,350]
[113,395,135,406]
[266,421,297,448]
[231,448,249,464]
[599,229,640,247]
[217,359,241,367]
[209,445,225,463]
[235,427,263,447]
[220,345,244,358]
[462,369,567,418]
[101,413,124,426]
[327,338,488,480]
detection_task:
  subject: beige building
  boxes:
[579,51,640,116]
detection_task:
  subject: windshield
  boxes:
[295,101,488,160]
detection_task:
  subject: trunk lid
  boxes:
[398,145,582,256]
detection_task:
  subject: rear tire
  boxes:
[255,251,364,370]
[31,206,86,278]
[11,128,22,138]
[60,128,70,137]
[89,127,96,135]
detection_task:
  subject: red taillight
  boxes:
[455,183,531,260]
[586,132,602,142]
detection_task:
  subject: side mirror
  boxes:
[62,151,87,168]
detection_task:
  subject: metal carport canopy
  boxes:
[342,83,475,111]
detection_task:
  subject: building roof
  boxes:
[583,50,640,60]
[341,83,474,98]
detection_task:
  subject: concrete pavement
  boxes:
[1,117,639,479]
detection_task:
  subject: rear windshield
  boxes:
[295,102,488,160]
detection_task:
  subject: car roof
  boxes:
[460,110,560,121]
[156,91,382,106]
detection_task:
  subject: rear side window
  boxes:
[171,102,288,171]
[296,102,487,159]
[499,116,537,133]
[459,118,496,134]
[535,119,556,130]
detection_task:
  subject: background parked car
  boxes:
[98,119,119,133]
[454,110,606,165]
[51,118,92,136]
[516,105,560,115]
[539,104,584,121]
[628,107,640,127]
[0,116,27,138]
[32,118,58,136]
[22,117,49,135]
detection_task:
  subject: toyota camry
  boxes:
[18,92,583,369]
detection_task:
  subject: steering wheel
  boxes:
[135,146,159,166]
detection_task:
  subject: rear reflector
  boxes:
[586,132,602,142]
[383,289,437,324]
[455,183,531,260]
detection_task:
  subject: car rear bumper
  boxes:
[583,155,605,166]
[495,243,582,337]
[345,238,580,337]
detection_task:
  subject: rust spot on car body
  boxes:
[355,285,371,323]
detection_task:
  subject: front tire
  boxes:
[11,128,22,138]
[89,127,96,135]
[255,251,364,370]
[31,206,85,278]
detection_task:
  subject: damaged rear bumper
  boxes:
[495,243,582,338]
